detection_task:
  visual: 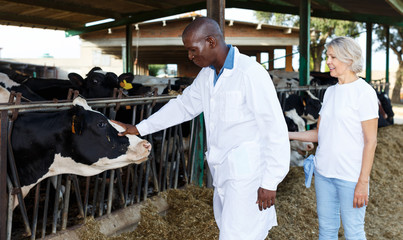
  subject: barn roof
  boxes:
[0,0,401,36]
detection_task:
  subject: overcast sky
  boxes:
[0,8,398,71]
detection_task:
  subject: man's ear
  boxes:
[206,36,216,48]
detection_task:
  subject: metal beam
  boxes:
[65,2,205,36]
[312,0,349,12]
[124,0,175,9]
[311,9,403,27]
[228,1,300,15]
[0,111,7,240]
[3,0,121,19]
[0,11,77,29]
[386,0,403,15]
[125,24,133,73]
[366,23,372,83]
[299,0,311,86]
[385,25,390,94]
[227,0,403,27]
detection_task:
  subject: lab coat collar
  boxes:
[210,47,240,94]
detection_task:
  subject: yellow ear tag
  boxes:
[72,115,76,134]
[303,99,306,107]
[121,80,133,90]
[119,81,125,88]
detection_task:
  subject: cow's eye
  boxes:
[97,121,107,128]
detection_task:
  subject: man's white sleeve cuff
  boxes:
[136,121,149,137]
[260,181,278,191]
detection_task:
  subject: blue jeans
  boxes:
[314,171,367,240]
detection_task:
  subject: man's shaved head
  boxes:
[182,17,224,42]
[181,17,228,69]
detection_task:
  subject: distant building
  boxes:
[1,16,300,79]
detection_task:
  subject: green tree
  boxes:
[254,12,361,71]
[374,25,402,103]
[148,64,166,76]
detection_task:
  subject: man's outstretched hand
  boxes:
[110,120,139,136]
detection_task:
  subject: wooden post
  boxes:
[207,0,226,36]
[256,52,261,64]
[285,46,293,71]
[268,49,274,70]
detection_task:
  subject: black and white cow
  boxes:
[68,67,121,99]
[283,91,321,166]
[0,68,77,100]
[0,72,45,101]
[10,97,151,208]
[285,111,315,166]
[310,71,338,86]
[284,91,322,125]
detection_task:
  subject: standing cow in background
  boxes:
[0,72,46,101]
[9,97,151,208]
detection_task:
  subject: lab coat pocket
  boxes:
[228,141,260,180]
[220,91,243,122]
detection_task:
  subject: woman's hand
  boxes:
[353,180,369,208]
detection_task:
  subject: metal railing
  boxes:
[0,94,203,239]
[1,81,387,239]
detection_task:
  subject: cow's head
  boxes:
[60,97,151,173]
[285,111,314,166]
[68,67,120,98]
[302,91,322,124]
[11,97,151,207]
[117,73,153,96]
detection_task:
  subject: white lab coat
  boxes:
[137,47,290,239]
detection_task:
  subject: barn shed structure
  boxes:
[79,15,299,77]
[0,0,402,239]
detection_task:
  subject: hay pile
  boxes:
[79,125,403,240]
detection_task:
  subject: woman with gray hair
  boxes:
[289,36,378,239]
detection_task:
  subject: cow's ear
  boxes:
[118,73,134,83]
[68,73,84,88]
[71,107,83,135]
[118,73,134,90]
[104,72,119,88]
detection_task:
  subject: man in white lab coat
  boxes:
[114,17,290,240]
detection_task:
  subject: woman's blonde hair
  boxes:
[326,36,363,74]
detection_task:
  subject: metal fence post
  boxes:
[0,110,8,240]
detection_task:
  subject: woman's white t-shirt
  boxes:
[315,78,378,182]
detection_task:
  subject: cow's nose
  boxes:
[306,143,314,151]
[143,142,152,152]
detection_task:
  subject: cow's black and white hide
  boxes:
[10,97,151,208]
[310,71,338,86]
[0,68,76,100]
[284,91,322,125]
[0,72,45,101]
[68,67,121,99]
[285,113,314,166]
[269,70,315,89]
[284,91,320,166]
[0,85,11,103]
